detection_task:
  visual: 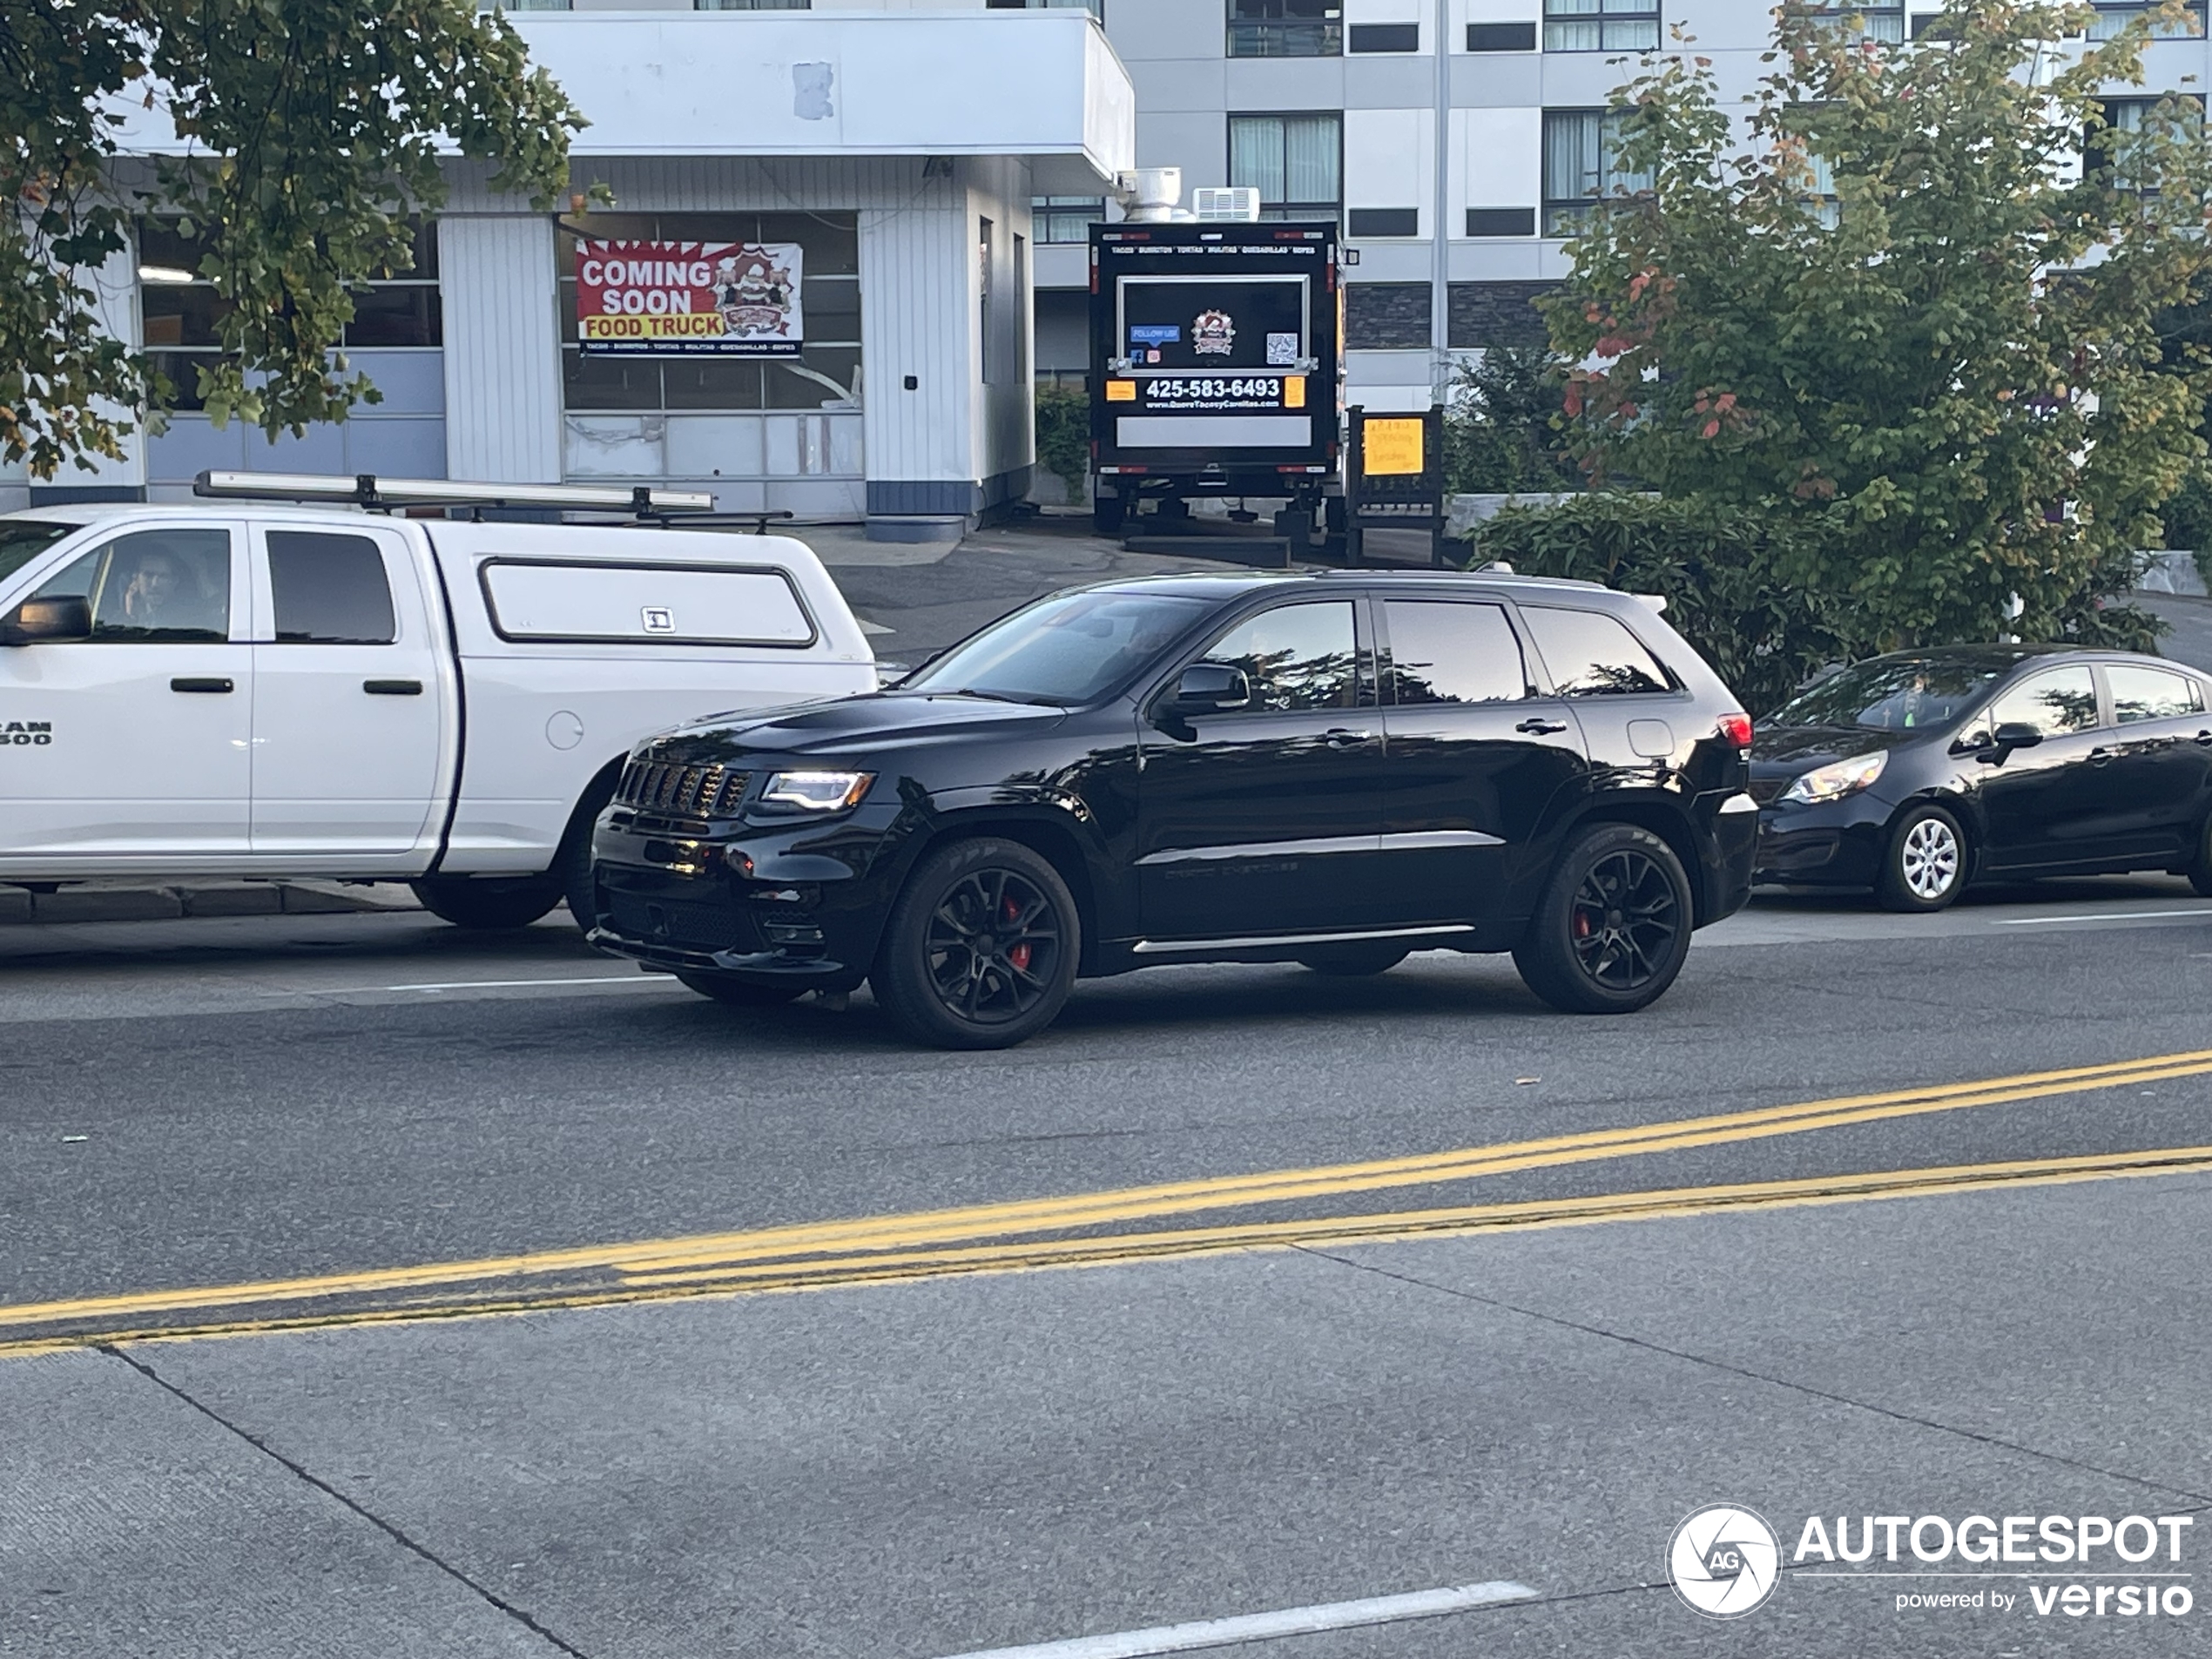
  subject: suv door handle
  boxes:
[1515,718,1568,735]
[363,678,423,696]
[1322,727,1373,748]
[170,677,233,694]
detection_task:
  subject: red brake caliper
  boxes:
[1004,895,1032,971]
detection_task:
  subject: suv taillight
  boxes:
[1718,711,1753,751]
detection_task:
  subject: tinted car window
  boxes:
[902,590,1211,706]
[268,532,397,644]
[1770,656,2004,731]
[32,529,231,643]
[2107,664,2203,725]
[1987,666,2099,738]
[1203,601,1359,712]
[1386,601,1526,705]
[1522,606,1670,697]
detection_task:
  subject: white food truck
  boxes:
[0,473,876,929]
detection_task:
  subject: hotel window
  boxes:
[2086,0,2204,38]
[138,219,439,412]
[556,212,861,414]
[1543,0,1660,52]
[1795,2,1904,43]
[1228,0,1343,59]
[1032,197,1107,244]
[1229,113,1343,222]
[2092,96,2205,194]
[1541,110,1654,233]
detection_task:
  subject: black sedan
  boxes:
[589,571,1759,1048]
[1752,645,2212,910]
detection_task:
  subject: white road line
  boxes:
[379,974,676,992]
[1989,909,2212,927]
[928,1581,1539,1659]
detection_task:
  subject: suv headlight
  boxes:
[759,771,875,813]
[1780,751,1887,806]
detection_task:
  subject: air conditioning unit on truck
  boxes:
[1088,219,1343,553]
[0,473,875,933]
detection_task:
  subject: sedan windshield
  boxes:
[899,590,1212,706]
[1770,657,2006,732]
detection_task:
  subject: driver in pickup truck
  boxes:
[107,542,225,637]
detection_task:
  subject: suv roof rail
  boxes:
[192,470,717,517]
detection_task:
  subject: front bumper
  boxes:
[587,800,907,989]
[1754,792,1898,889]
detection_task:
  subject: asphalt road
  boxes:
[6,882,2212,1657]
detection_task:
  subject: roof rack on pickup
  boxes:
[192,470,718,518]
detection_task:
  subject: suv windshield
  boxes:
[900,590,1212,707]
[1770,657,2006,732]
[0,521,77,587]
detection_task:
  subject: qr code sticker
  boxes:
[1267,333,1298,366]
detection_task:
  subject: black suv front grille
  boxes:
[617,760,750,817]
[604,893,759,954]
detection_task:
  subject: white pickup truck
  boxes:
[0,481,875,928]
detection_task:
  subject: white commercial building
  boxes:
[17,6,1134,541]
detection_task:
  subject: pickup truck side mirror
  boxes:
[1165,663,1251,718]
[0,595,91,645]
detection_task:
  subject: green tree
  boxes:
[3,0,592,478]
[1543,0,2212,658]
[1440,343,1582,495]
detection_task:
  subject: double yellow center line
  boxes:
[8,1046,2212,1354]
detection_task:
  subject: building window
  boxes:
[1541,109,1654,233]
[1349,22,1419,51]
[2093,96,2205,193]
[695,0,810,9]
[1347,208,1420,239]
[556,212,860,413]
[1543,0,1660,52]
[138,219,439,412]
[2086,0,2204,38]
[1228,0,1343,58]
[1466,207,1537,238]
[1229,113,1343,223]
[1032,196,1106,244]
[1793,2,1904,43]
[1468,21,1538,50]
[986,0,1104,17]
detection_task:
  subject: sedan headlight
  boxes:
[759,770,875,813]
[1780,751,1888,806]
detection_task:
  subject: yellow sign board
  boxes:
[1363,417,1426,476]
[1105,379,1136,402]
[1284,375,1307,409]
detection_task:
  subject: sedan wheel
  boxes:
[1877,805,1966,913]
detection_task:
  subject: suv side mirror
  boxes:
[1165,663,1251,717]
[0,595,91,645]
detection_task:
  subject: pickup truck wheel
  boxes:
[871,837,1079,1050]
[409,876,562,931]
[675,972,806,1008]
[554,769,622,931]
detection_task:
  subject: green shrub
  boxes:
[1034,384,1090,502]
[1470,496,1849,714]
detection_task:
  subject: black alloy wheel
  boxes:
[873,838,1081,1049]
[1514,823,1694,1015]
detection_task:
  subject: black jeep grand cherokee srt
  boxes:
[590,571,1758,1049]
